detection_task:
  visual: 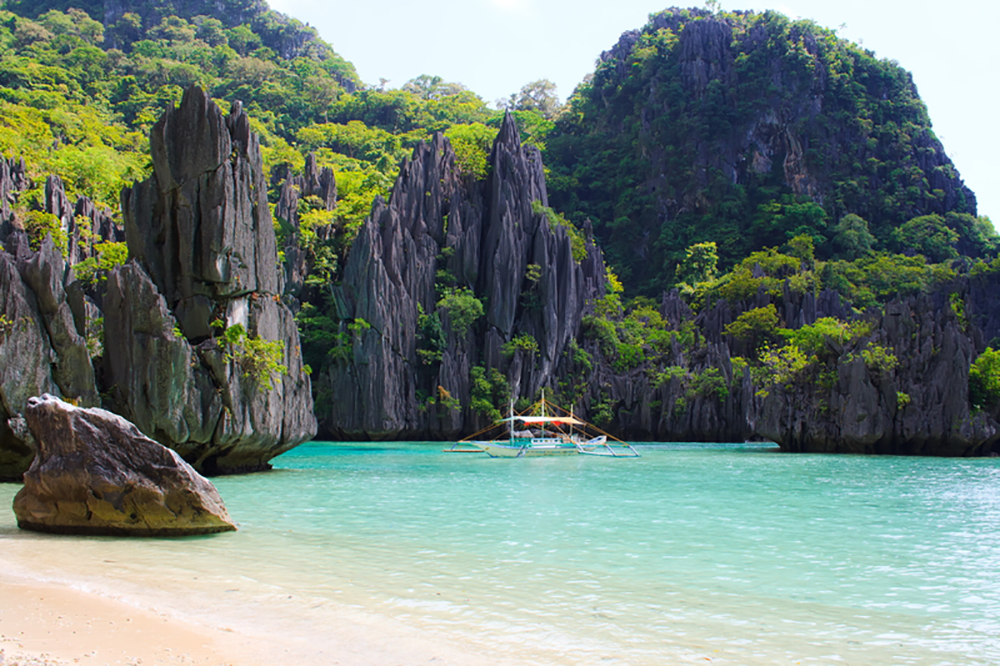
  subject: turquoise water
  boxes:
[2,442,1000,665]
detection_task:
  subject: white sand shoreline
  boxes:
[0,572,254,666]
[0,558,501,666]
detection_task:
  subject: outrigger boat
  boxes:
[457,392,640,458]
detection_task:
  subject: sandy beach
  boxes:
[0,562,497,666]
[0,573,259,666]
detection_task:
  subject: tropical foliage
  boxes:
[543,8,994,294]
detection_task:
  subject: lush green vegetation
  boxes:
[212,320,288,391]
[544,7,994,295]
[969,348,1000,411]
[72,241,128,284]
[679,236,959,313]
[0,1,544,237]
[2,0,996,429]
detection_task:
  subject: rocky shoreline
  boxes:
[1,86,999,478]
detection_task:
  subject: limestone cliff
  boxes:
[274,152,336,299]
[545,8,980,293]
[311,109,999,456]
[755,293,997,455]
[319,112,607,439]
[0,233,102,480]
[114,86,316,472]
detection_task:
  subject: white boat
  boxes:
[461,394,639,458]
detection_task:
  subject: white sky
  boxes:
[269,0,998,223]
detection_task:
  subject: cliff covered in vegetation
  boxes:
[545,8,988,294]
[0,1,998,467]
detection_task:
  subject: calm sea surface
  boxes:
[2,442,999,665]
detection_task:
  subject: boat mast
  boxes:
[509,398,514,446]
[541,389,546,436]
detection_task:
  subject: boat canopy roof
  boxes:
[501,415,584,425]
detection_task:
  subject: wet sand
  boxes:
[0,574,256,666]
[0,565,499,666]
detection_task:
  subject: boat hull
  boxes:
[470,440,579,457]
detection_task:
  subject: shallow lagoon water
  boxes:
[2,441,999,664]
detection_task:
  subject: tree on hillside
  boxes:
[403,74,468,100]
[501,79,563,119]
[832,214,876,260]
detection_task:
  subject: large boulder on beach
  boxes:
[13,394,236,536]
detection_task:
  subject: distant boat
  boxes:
[458,392,639,458]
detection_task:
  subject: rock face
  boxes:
[546,8,979,294]
[274,152,336,297]
[755,293,998,455]
[322,113,607,438]
[0,86,313,478]
[315,112,997,455]
[115,86,315,472]
[0,155,27,238]
[14,394,235,536]
[0,231,101,480]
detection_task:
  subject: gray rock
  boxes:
[274,152,336,297]
[0,250,58,480]
[0,156,28,241]
[322,113,608,439]
[123,87,281,318]
[14,394,235,536]
[104,262,222,455]
[18,236,98,406]
[113,86,314,472]
[755,294,999,455]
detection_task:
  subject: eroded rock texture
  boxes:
[0,231,100,480]
[322,113,607,438]
[114,86,315,472]
[755,293,998,455]
[14,394,235,536]
[274,152,336,298]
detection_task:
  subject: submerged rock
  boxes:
[14,394,235,536]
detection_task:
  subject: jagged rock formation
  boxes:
[274,153,336,297]
[114,86,316,472]
[0,148,124,480]
[0,86,314,478]
[316,111,999,456]
[42,174,124,268]
[18,236,99,406]
[756,293,998,455]
[14,394,235,536]
[0,232,100,480]
[322,113,607,439]
[0,155,27,238]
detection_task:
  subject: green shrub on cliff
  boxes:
[213,321,288,391]
[778,318,871,359]
[724,305,780,352]
[22,210,68,256]
[436,287,483,337]
[470,365,509,422]
[72,241,127,285]
[969,348,1000,410]
[501,333,539,358]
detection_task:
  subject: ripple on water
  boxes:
[1,443,999,664]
